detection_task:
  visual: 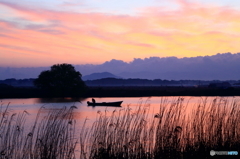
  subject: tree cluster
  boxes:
[34,64,86,97]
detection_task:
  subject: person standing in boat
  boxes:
[92,98,96,103]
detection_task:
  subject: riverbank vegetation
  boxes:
[0,104,77,159]
[80,97,240,159]
[1,98,240,158]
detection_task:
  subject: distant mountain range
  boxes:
[82,72,121,80]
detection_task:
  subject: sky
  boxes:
[1,0,240,67]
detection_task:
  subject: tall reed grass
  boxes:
[80,97,240,159]
[0,97,239,159]
[0,103,77,159]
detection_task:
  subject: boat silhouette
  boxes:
[87,101,123,107]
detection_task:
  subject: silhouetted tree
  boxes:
[34,63,86,97]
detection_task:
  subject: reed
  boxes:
[80,97,240,159]
[0,104,77,159]
[0,97,239,159]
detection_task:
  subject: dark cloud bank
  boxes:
[1,53,240,80]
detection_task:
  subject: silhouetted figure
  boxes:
[92,98,96,103]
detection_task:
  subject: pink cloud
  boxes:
[0,19,17,28]
[0,44,50,56]
[124,41,155,48]
[1,1,240,66]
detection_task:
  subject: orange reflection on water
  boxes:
[1,96,239,130]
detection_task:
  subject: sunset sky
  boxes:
[1,0,240,67]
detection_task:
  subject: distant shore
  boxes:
[1,86,240,99]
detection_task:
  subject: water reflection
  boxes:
[36,97,87,103]
[1,96,239,126]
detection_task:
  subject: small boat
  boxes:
[87,101,123,107]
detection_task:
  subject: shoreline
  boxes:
[1,86,240,99]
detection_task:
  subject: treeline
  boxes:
[0,78,35,87]
[1,78,240,87]
[84,78,239,86]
